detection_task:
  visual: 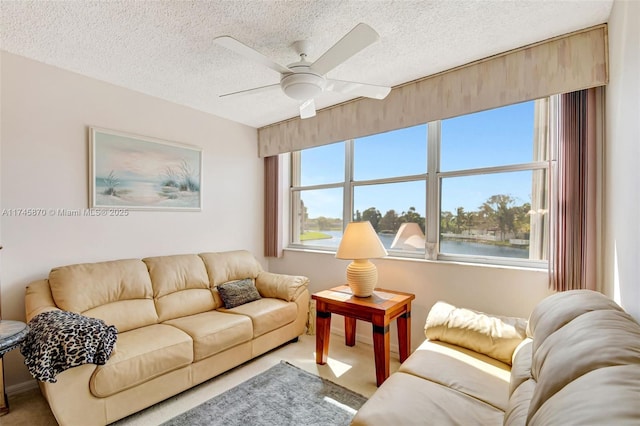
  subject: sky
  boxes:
[94,130,201,183]
[300,101,538,219]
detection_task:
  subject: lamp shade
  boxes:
[336,221,388,259]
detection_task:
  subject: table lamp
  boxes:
[336,221,388,297]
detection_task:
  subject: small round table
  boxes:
[0,320,29,416]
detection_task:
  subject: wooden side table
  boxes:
[312,285,415,386]
[0,320,29,416]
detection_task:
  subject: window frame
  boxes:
[289,101,551,270]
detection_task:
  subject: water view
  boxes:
[300,230,528,259]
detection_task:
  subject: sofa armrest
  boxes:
[256,271,309,302]
[25,279,61,322]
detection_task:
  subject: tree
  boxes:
[300,200,307,232]
[399,206,425,232]
[361,207,382,232]
[379,209,399,232]
[316,216,331,231]
[466,211,477,232]
[440,211,454,234]
[480,195,516,240]
[512,202,532,238]
[455,207,467,233]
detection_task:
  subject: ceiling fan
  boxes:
[213,23,392,119]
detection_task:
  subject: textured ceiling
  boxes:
[1,1,613,128]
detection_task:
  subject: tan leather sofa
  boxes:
[352,290,640,425]
[24,250,310,426]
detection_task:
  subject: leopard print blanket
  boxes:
[21,310,118,383]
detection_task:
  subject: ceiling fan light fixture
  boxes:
[215,23,390,119]
[280,72,325,101]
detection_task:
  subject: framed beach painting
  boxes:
[89,127,202,211]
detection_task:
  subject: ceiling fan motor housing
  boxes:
[280,67,326,101]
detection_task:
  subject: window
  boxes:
[290,99,550,268]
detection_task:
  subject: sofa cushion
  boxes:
[217,279,262,309]
[218,298,298,338]
[528,308,640,421]
[509,338,533,395]
[90,324,193,397]
[49,259,158,332]
[527,289,625,353]
[199,250,262,286]
[163,311,253,361]
[143,254,216,321]
[504,378,535,426]
[351,371,505,426]
[425,301,527,365]
[529,364,640,425]
[400,339,511,411]
[504,339,535,426]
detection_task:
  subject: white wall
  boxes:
[269,250,552,352]
[604,0,640,320]
[0,52,261,388]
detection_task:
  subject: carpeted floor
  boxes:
[161,361,367,426]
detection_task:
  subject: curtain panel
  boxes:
[551,88,599,291]
[258,25,608,158]
[264,155,282,258]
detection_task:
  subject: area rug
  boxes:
[161,361,368,426]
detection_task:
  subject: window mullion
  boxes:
[352,174,427,187]
[290,151,301,244]
[426,121,441,260]
[438,161,548,178]
[291,182,343,191]
[343,139,354,228]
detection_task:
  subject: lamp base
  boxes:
[346,259,378,297]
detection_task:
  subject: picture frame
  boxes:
[89,127,202,211]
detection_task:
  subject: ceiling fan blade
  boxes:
[299,98,316,119]
[220,83,280,98]
[325,79,391,99]
[310,23,380,76]
[214,36,291,75]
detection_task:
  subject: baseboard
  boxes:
[7,379,38,396]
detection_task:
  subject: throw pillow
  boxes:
[424,301,528,365]
[217,278,262,309]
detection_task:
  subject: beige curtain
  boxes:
[264,155,282,257]
[551,88,598,291]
